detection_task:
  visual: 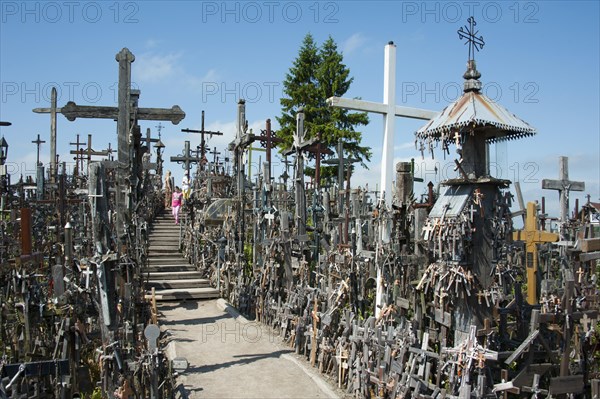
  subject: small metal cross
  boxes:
[458,17,485,61]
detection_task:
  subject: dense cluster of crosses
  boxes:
[0,17,598,399]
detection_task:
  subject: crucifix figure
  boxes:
[541,156,585,226]
[327,42,438,207]
[513,202,558,304]
[31,134,46,166]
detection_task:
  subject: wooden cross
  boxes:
[327,42,437,207]
[37,48,185,240]
[69,134,86,174]
[31,87,59,181]
[69,134,110,173]
[144,128,160,154]
[513,202,559,304]
[31,134,45,166]
[577,266,585,284]
[181,110,223,169]
[542,156,585,224]
[310,295,320,366]
[323,139,358,214]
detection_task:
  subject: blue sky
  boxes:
[1,1,598,222]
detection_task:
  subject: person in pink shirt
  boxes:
[171,186,183,224]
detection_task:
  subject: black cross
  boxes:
[69,134,86,173]
[31,134,46,166]
[458,17,485,61]
[155,122,164,137]
[210,146,221,166]
[181,110,223,167]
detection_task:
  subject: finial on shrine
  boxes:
[458,17,484,93]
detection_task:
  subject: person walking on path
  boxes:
[182,172,191,200]
[164,170,173,209]
[171,186,183,224]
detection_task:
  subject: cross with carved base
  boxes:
[513,202,558,304]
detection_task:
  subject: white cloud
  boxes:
[342,33,367,56]
[201,68,219,82]
[144,39,163,49]
[135,52,182,82]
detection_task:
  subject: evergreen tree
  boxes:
[277,34,370,182]
[278,33,321,151]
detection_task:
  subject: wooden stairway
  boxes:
[145,210,219,301]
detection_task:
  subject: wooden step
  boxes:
[148,239,179,245]
[147,271,204,280]
[148,257,189,265]
[148,287,220,301]
[145,265,196,273]
[148,253,181,258]
[148,246,180,252]
[147,279,211,289]
[150,226,181,232]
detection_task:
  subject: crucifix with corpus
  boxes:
[541,156,585,237]
[513,202,558,305]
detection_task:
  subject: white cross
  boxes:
[327,42,438,207]
[328,42,439,319]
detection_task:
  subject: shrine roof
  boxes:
[415,90,536,143]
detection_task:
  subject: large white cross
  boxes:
[327,42,438,206]
[328,42,438,318]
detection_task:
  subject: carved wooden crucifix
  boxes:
[35,48,185,240]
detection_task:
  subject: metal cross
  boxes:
[181,110,223,168]
[210,146,221,166]
[69,134,86,173]
[31,134,46,166]
[170,140,201,176]
[458,17,485,61]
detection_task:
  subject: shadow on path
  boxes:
[185,349,293,374]
[160,312,230,326]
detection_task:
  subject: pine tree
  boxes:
[277,34,370,182]
[277,33,321,152]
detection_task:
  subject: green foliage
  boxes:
[277,34,371,182]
